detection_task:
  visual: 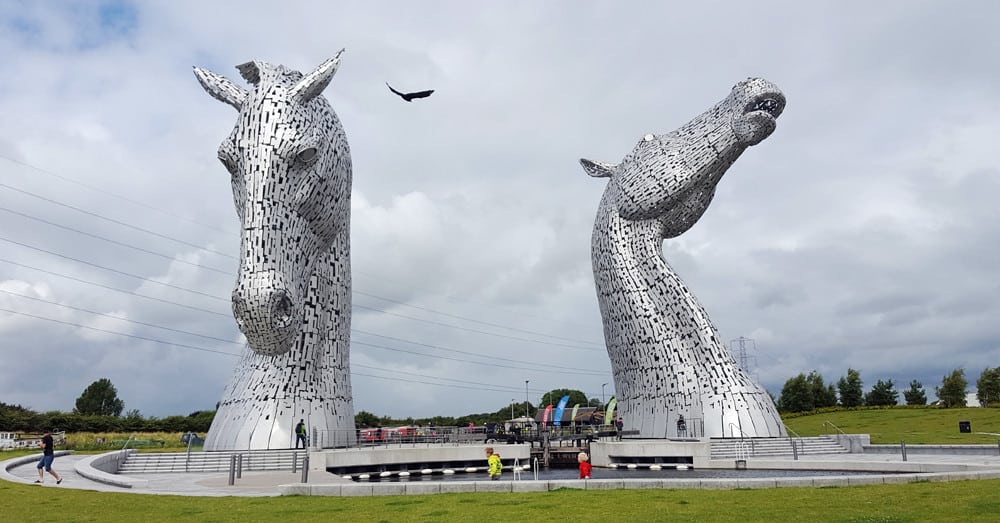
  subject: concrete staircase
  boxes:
[710,436,848,460]
[117,449,307,474]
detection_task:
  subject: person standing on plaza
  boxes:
[578,451,592,479]
[35,430,62,485]
[295,419,307,449]
[486,447,502,480]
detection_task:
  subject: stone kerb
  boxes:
[75,450,148,489]
[1,450,71,484]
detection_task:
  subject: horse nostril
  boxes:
[272,291,293,327]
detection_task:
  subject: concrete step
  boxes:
[710,436,848,459]
[119,450,307,474]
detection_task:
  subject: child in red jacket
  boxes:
[578,452,592,479]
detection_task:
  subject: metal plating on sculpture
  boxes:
[194,51,355,450]
[582,78,787,438]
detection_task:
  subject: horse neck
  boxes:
[592,184,716,336]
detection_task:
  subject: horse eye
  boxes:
[296,147,318,163]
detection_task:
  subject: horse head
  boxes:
[581,78,784,235]
[194,51,352,356]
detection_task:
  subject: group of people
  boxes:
[485,446,592,480]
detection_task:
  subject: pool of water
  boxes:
[344,467,893,482]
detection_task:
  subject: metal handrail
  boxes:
[735,440,750,461]
[727,423,752,439]
[822,420,847,435]
[784,426,801,438]
[120,434,136,450]
[512,457,521,480]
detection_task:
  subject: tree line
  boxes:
[777,366,1000,413]
[3,379,605,433]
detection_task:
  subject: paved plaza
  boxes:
[4,449,1000,497]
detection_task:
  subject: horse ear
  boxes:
[193,67,247,110]
[290,49,345,104]
[236,61,261,85]
[580,158,615,178]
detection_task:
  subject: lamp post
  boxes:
[510,399,515,420]
[525,380,530,419]
[602,383,607,406]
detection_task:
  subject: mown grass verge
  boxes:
[2,477,1000,522]
[782,407,1000,444]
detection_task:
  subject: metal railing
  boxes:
[822,420,847,435]
[314,425,605,449]
[735,440,750,461]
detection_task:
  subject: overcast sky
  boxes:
[2,1,999,420]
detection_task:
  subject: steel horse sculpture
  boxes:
[194,50,355,450]
[583,78,787,439]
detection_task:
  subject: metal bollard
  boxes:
[792,438,798,461]
[237,453,243,478]
[900,440,907,461]
[292,451,298,473]
[300,455,309,483]
[228,454,237,485]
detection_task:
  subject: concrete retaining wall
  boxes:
[589,440,710,467]
[0,450,71,484]
[313,444,530,473]
[75,450,148,489]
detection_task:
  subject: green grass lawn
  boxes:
[2,478,999,523]
[4,407,1000,522]
[783,407,1000,444]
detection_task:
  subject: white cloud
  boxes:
[2,0,999,417]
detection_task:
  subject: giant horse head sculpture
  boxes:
[582,77,785,237]
[581,78,787,438]
[194,51,351,356]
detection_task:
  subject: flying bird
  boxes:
[386,82,434,102]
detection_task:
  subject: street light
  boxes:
[525,380,530,419]
[602,383,607,406]
[510,399,515,420]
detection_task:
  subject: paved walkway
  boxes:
[3,453,299,496]
[4,449,1000,497]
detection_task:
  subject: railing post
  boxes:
[300,455,309,483]
[292,451,298,473]
[900,440,907,461]
[792,438,799,461]
[228,454,237,485]
[236,453,243,478]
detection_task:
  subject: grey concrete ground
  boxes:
[3,453,297,496]
[4,449,1000,497]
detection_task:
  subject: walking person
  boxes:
[485,447,502,480]
[616,417,624,440]
[35,430,62,485]
[295,419,308,449]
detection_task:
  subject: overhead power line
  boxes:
[0,236,229,302]
[0,257,232,317]
[0,206,232,274]
[0,181,234,259]
[0,153,233,234]
[0,288,241,345]
[1,192,603,349]
[355,290,603,348]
